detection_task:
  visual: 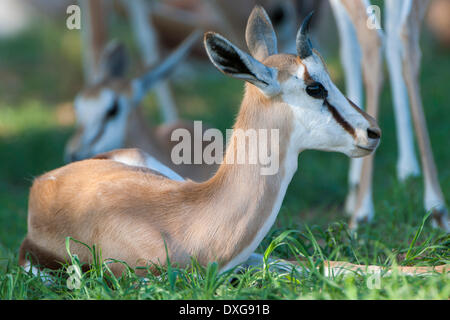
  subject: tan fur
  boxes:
[22,9,381,277]
[27,43,376,275]
[23,78,297,276]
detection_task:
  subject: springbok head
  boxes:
[64,32,200,163]
[204,6,380,158]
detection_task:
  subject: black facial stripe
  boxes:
[88,100,120,148]
[88,117,108,148]
[324,100,356,138]
[106,100,119,118]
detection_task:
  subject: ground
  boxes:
[0,14,448,299]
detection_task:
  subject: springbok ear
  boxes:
[204,32,280,96]
[132,30,201,102]
[245,5,278,61]
[100,40,128,80]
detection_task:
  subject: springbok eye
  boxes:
[306,82,328,99]
[106,100,119,119]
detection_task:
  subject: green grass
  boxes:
[0,17,449,300]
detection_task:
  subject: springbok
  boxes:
[330,0,449,231]
[64,31,218,182]
[20,7,381,277]
[144,0,449,231]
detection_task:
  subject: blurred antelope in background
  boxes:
[68,0,306,181]
[78,0,311,123]
[330,0,448,230]
[68,0,219,181]
[65,31,218,181]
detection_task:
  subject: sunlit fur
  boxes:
[20,6,381,277]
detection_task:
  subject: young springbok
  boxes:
[64,31,218,182]
[20,7,381,276]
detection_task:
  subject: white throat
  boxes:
[219,134,299,272]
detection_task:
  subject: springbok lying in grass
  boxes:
[24,6,445,279]
[64,31,217,182]
[20,6,383,277]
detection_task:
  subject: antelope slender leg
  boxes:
[351,48,383,228]
[400,0,449,231]
[330,0,364,215]
[385,0,420,181]
[79,0,108,85]
[124,0,179,123]
[340,0,383,229]
[350,154,374,229]
[351,74,382,229]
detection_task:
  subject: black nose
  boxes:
[367,127,381,140]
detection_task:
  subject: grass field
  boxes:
[0,15,449,300]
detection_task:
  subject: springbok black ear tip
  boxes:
[302,11,315,30]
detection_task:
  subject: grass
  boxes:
[0,15,449,300]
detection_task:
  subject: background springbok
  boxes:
[65,31,218,182]
[66,0,305,181]
[19,7,382,277]
[78,0,311,125]
[329,0,449,231]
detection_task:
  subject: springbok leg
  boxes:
[123,0,179,123]
[385,0,421,181]
[400,0,449,231]
[329,0,364,216]
[339,0,384,229]
[79,0,108,85]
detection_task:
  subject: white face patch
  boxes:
[72,89,131,159]
[280,53,373,157]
